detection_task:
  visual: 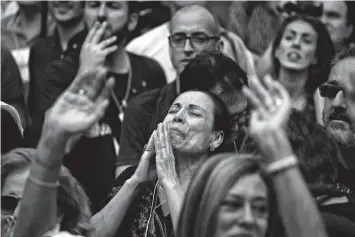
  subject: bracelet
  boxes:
[34,156,61,170]
[28,175,59,188]
[264,155,298,176]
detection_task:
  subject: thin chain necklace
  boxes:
[110,54,132,123]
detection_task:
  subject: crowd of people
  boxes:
[1,1,355,237]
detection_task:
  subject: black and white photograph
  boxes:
[1,1,355,236]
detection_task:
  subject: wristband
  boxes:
[264,155,298,176]
[28,175,59,188]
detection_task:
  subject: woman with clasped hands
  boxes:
[177,75,328,237]
[92,90,231,237]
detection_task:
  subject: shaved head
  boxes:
[170,4,221,36]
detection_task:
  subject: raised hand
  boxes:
[45,67,114,137]
[79,22,117,73]
[243,75,293,161]
[154,122,179,189]
[131,131,157,184]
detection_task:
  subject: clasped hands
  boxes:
[132,122,180,190]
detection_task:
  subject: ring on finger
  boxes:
[78,89,86,96]
[144,144,151,152]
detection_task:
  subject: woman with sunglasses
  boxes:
[1,148,91,237]
[256,15,334,123]
[177,75,328,237]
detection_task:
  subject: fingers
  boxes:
[144,130,156,154]
[250,75,274,108]
[242,86,268,118]
[154,129,162,160]
[163,121,172,154]
[98,35,117,49]
[84,21,100,44]
[102,45,119,56]
[91,21,107,43]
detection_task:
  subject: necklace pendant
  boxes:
[122,100,127,108]
[118,112,124,122]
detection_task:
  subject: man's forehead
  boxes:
[170,10,216,35]
[328,57,355,85]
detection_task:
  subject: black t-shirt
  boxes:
[338,162,355,191]
[1,44,25,105]
[1,109,23,154]
[117,82,178,166]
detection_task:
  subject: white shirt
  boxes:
[126,22,256,83]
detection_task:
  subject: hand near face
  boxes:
[154,122,180,189]
[132,131,157,184]
[344,72,355,126]
[79,22,118,73]
[243,75,293,161]
[45,67,114,137]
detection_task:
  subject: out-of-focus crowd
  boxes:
[1,1,355,237]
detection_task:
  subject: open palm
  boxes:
[244,75,291,137]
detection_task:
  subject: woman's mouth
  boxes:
[286,52,301,61]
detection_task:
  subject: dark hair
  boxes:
[1,148,92,235]
[189,89,232,153]
[241,110,339,188]
[127,1,139,14]
[179,50,248,94]
[344,2,355,45]
[272,15,334,95]
[331,43,355,67]
[177,153,277,237]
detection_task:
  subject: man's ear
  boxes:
[128,12,139,32]
[217,40,223,52]
[210,130,224,151]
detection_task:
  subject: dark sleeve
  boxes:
[39,56,78,112]
[149,58,167,87]
[64,135,116,214]
[116,98,153,167]
[27,44,41,116]
[1,44,28,128]
[23,57,78,147]
[1,109,23,154]
[1,44,25,102]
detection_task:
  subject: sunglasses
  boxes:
[1,195,21,214]
[169,33,220,50]
[319,84,343,99]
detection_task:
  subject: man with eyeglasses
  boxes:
[115,4,250,178]
[320,43,355,192]
[126,1,256,83]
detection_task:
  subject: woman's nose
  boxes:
[239,204,256,228]
[291,36,301,48]
[173,110,185,123]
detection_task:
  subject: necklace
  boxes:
[110,54,132,123]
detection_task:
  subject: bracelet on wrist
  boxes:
[264,155,298,176]
[28,175,60,188]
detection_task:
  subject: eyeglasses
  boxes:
[168,33,220,49]
[1,195,21,214]
[319,83,343,99]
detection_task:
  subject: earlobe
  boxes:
[217,40,223,51]
[128,13,139,32]
[210,131,224,151]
